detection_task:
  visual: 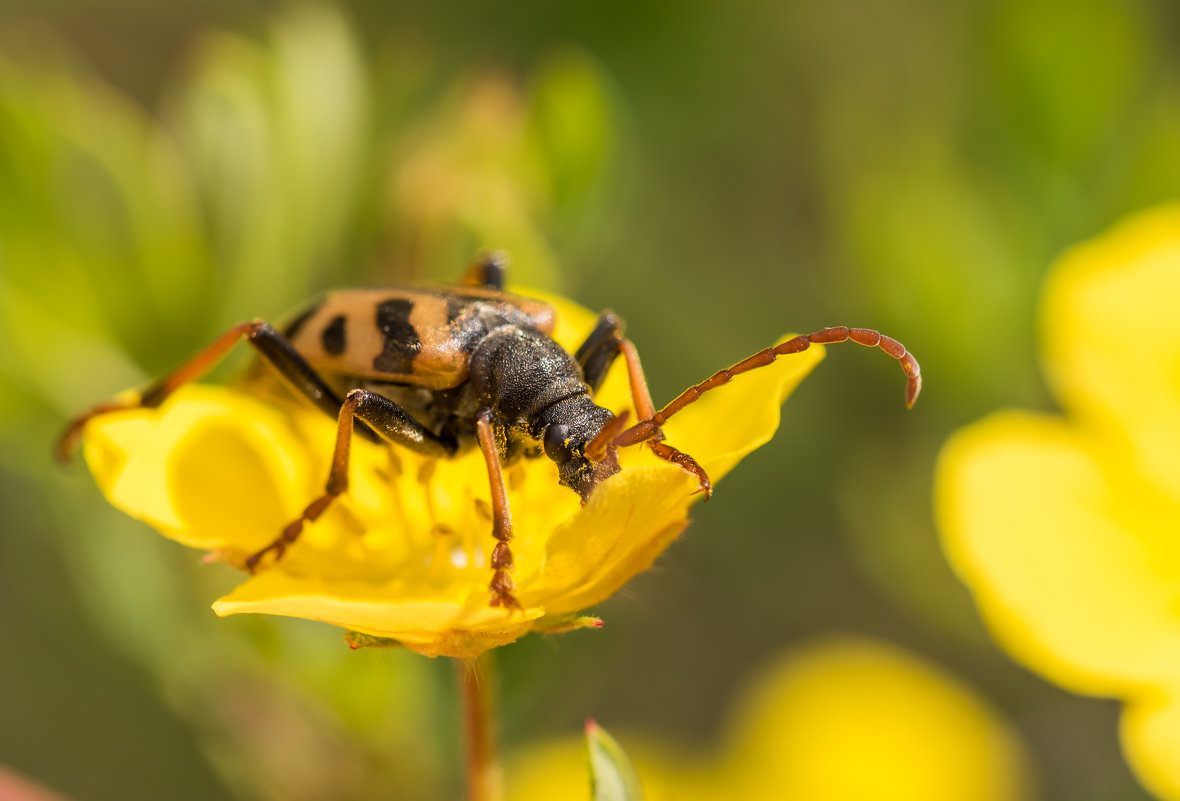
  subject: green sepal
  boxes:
[585,719,644,801]
[534,614,605,635]
[344,631,404,650]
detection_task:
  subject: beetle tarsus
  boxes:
[245,492,337,572]
[489,569,520,609]
[649,441,712,499]
[476,409,522,611]
[56,400,141,463]
[244,539,284,573]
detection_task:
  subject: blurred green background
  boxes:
[1,1,1178,799]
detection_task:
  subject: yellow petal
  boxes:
[656,334,825,475]
[524,335,823,617]
[1123,685,1180,801]
[937,206,1180,799]
[213,570,543,658]
[508,639,1030,801]
[937,410,1180,693]
[83,385,314,551]
[1043,203,1180,502]
[724,639,1029,801]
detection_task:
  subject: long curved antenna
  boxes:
[614,326,921,449]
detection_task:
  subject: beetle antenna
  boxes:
[614,326,921,449]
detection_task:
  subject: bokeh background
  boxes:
[2,1,1178,799]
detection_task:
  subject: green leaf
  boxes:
[585,720,644,801]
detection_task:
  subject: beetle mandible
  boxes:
[58,253,922,609]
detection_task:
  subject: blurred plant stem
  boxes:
[459,651,502,801]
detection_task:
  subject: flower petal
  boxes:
[524,336,824,618]
[213,571,544,658]
[83,385,314,551]
[1122,685,1180,801]
[508,639,1030,801]
[1043,203,1180,502]
[937,410,1180,693]
[724,639,1029,801]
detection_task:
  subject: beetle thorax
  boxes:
[469,325,618,497]
[469,326,591,426]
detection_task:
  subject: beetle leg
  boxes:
[615,339,712,498]
[56,320,377,462]
[573,312,712,496]
[462,251,508,291]
[614,326,922,449]
[574,311,625,394]
[474,408,519,609]
[615,339,656,421]
[246,389,456,571]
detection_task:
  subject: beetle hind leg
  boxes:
[462,251,508,291]
[55,319,382,463]
[57,322,257,462]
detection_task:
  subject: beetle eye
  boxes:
[543,424,572,464]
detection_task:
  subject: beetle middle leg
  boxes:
[576,312,712,497]
[245,389,456,571]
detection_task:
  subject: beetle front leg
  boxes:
[474,408,519,609]
[574,311,626,395]
[574,312,711,497]
[245,389,456,571]
[617,340,712,498]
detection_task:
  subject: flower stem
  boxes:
[458,651,502,801]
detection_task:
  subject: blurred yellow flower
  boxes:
[80,291,822,658]
[508,638,1031,801]
[937,204,1180,799]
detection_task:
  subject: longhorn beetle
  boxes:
[58,253,922,609]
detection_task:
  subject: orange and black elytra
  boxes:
[58,252,922,609]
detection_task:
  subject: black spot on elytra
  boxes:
[322,315,347,355]
[446,296,469,325]
[374,298,421,374]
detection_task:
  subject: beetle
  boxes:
[58,253,921,609]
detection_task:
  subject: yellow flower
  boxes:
[80,291,823,658]
[508,638,1031,801]
[937,204,1180,799]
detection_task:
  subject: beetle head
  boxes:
[535,397,620,501]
